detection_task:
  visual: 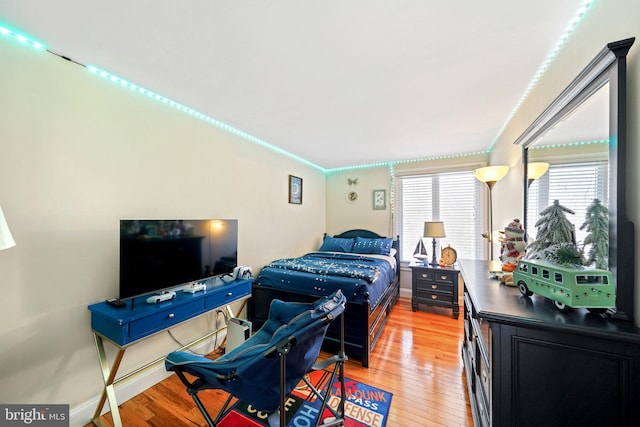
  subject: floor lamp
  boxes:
[0,205,16,250]
[527,162,549,187]
[473,166,509,260]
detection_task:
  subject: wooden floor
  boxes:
[88,297,473,426]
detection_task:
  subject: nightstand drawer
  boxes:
[414,270,433,281]
[434,271,456,284]
[417,290,454,302]
[416,281,454,294]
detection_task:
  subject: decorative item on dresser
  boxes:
[409,261,459,319]
[249,229,400,367]
[460,259,640,427]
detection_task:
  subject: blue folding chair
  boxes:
[165,289,347,426]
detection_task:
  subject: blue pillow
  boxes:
[318,237,355,253]
[352,237,393,255]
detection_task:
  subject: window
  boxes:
[531,266,538,276]
[527,161,608,245]
[397,170,485,262]
[576,275,607,285]
[542,269,550,279]
[554,272,563,283]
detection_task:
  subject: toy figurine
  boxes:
[500,218,525,272]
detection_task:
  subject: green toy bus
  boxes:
[513,259,615,313]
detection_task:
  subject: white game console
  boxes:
[146,290,177,304]
[184,282,207,294]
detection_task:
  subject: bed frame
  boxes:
[248,229,400,367]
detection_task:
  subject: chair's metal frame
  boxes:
[173,304,347,427]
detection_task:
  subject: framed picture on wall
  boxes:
[372,189,386,210]
[289,175,303,204]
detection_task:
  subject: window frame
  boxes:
[395,164,487,263]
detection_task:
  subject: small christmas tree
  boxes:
[527,200,581,266]
[580,198,609,269]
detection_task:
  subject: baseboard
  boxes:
[399,288,411,299]
[70,332,226,427]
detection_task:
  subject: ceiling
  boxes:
[0,1,588,169]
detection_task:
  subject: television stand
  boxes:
[87,278,252,427]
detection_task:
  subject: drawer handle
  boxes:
[421,273,428,278]
[440,275,448,280]
[431,295,438,300]
[168,313,175,319]
[227,292,233,297]
[431,284,438,289]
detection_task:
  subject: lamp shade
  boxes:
[473,165,509,184]
[424,221,446,238]
[528,162,550,181]
[0,205,16,250]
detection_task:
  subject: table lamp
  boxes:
[0,205,16,250]
[424,221,446,266]
[473,165,509,260]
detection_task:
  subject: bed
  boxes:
[249,229,400,367]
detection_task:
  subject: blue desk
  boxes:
[87,278,252,426]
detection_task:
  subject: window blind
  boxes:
[527,161,608,245]
[398,170,485,262]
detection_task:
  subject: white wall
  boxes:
[489,0,640,325]
[0,36,326,418]
[325,166,394,237]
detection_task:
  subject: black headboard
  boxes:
[328,229,401,281]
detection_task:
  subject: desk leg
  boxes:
[92,334,125,427]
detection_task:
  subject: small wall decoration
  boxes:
[372,189,386,210]
[288,175,302,204]
[346,177,359,203]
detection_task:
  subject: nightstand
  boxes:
[409,261,459,318]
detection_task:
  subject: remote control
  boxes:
[106,298,126,308]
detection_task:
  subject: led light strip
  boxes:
[0,25,46,50]
[489,0,593,150]
[529,139,608,150]
[85,65,325,172]
[2,21,510,174]
[326,150,489,173]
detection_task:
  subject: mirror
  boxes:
[514,38,635,322]
[525,83,609,246]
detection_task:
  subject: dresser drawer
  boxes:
[129,299,204,342]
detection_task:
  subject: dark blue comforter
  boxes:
[255,252,396,308]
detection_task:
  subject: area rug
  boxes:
[217,370,393,427]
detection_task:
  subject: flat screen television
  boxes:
[119,219,238,299]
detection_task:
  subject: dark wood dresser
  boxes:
[460,259,640,427]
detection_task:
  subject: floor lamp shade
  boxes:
[0,205,16,250]
[473,165,509,260]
